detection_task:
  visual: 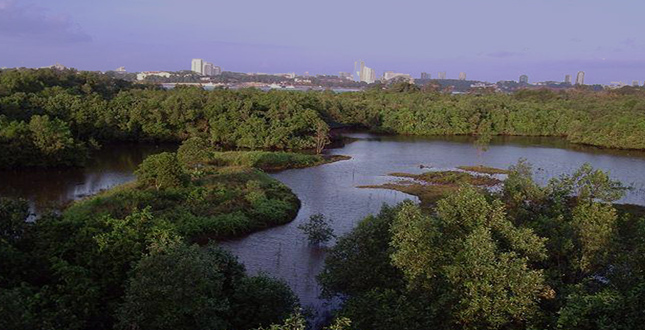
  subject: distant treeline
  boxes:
[2,69,645,168]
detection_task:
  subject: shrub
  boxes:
[135,152,187,190]
[298,213,335,246]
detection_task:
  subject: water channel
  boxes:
[2,133,645,319]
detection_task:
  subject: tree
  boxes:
[135,152,187,190]
[177,136,210,170]
[116,243,244,330]
[231,274,299,330]
[314,121,330,155]
[389,189,549,329]
[298,213,335,246]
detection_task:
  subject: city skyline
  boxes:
[1,0,644,84]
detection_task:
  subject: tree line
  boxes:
[2,69,645,168]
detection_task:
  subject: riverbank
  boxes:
[359,164,645,216]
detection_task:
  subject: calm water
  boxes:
[0,143,177,215]
[220,133,645,321]
[2,134,645,322]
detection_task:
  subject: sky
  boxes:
[0,0,644,84]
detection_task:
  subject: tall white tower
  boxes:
[191,59,204,74]
[575,71,585,85]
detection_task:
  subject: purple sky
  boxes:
[1,0,643,84]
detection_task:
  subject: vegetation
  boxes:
[320,161,645,330]
[209,151,349,171]
[2,69,645,168]
[0,139,350,329]
[457,165,509,174]
[298,213,336,246]
[360,169,503,208]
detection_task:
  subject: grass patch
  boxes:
[65,166,300,242]
[457,165,509,175]
[360,168,502,208]
[359,182,460,208]
[209,151,350,171]
[390,170,501,186]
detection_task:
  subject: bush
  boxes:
[298,213,335,245]
[177,137,210,169]
[135,152,187,190]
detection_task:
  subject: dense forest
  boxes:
[320,162,645,330]
[2,68,645,168]
[0,140,344,330]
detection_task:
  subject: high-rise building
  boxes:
[202,62,214,76]
[355,60,376,83]
[519,75,529,84]
[361,66,376,83]
[575,71,585,85]
[564,74,572,84]
[191,59,204,74]
[632,80,639,87]
[438,71,446,80]
[421,72,430,79]
[458,72,467,80]
[213,66,222,76]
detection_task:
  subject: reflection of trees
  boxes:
[0,143,178,214]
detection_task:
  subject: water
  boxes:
[0,143,177,215]
[2,134,645,321]
[220,133,645,320]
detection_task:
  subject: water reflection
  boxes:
[1,134,645,322]
[221,133,645,322]
[0,143,177,214]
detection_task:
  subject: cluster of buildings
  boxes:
[18,60,645,90]
[191,58,222,76]
[520,71,585,85]
[356,61,472,84]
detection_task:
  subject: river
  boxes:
[2,133,645,322]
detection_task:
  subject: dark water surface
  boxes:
[0,143,177,214]
[2,134,645,321]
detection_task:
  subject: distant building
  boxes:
[115,66,126,72]
[202,62,215,76]
[564,74,572,84]
[40,63,67,70]
[213,66,222,76]
[519,75,529,84]
[137,71,171,81]
[383,71,413,82]
[355,60,376,83]
[458,72,467,80]
[304,71,310,77]
[633,80,639,87]
[420,72,430,79]
[339,72,353,80]
[437,71,446,80]
[191,59,204,74]
[575,71,585,85]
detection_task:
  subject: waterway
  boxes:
[2,133,645,321]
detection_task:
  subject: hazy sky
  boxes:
[1,0,643,84]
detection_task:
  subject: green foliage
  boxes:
[0,197,30,242]
[321,162,645,330]
[298,213,335,245]
[116,243,239,330]
[135,152,188,190]
[3,69,645,168]
[210,150,326,171]
[177,136,211,170]
[0,149,304,330]
[232,274,299,330]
